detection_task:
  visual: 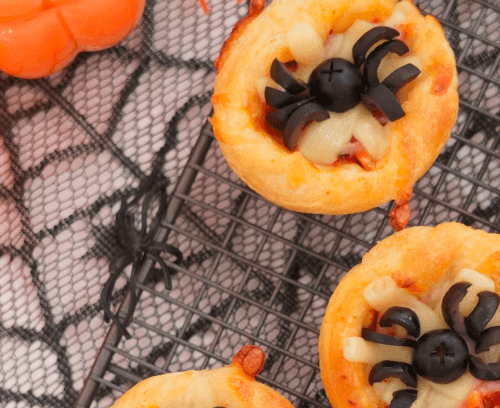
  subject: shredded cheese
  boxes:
[422,373,475,402]
[478,344,500,364]
[382,379,407,404]
[343,337,412,364]
[352,107,388,160]
[297,107,360,164]
[378,55,423,82]
[324,34,344,59]
[411,383,431,408]
[336,20,377,62]
[286,22,324,65]
[364,277,444,333]
[434,269,496,322]
[425,391,460,408]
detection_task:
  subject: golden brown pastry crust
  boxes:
[110,345,294,408]
[212,0,458,226]
[318,223,500,408]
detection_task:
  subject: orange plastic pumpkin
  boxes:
[0,0,146,79]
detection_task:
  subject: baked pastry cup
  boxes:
[319,223,500,408]
[111,345,294,408]
[212,0,459,230]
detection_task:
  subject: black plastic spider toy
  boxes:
[100,183,183,338]
[362,282,500,408]
[264,26,421,151]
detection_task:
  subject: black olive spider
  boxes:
[100,182,183,338]
[362,282,500,408]
[264,26,421,151]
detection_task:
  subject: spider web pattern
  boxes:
[0,0,499,407]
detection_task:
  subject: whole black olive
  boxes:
[308,58,364,113]
[412,329,469,384]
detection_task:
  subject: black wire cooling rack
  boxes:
[0,0,499,407]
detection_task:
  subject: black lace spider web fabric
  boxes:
[0,0,499,407]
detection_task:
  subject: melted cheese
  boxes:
[324,34,344,59]
[478,344,500,364]
[378,54,423,82]
[336,20,377,62]
[425,389,460,408]
[434,269,496,323]
[352,107,388,160]
[411,383,431,408]
[383,379,407,404]
[364,277,445,333]
[297,107,360,164]
[423,374,475,402]
[453,269,496,318]
[372,378,407,404]
[294,64,316,83]
[455,269,496,290]
[343,337,412,364]
[286,21,324,65]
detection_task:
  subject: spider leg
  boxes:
[129,175,156,207]
[140,188,154,238]
[148,252,173,291]
[115,195,131,227]
[146,242,183,265]
[115,196,134,250]
[126,212,143,252]
[388,389,418,408]
[100,254,134,338]
[144,185,168,242]
[101,255,130,321]
[117,204,142,254]
[122,261,141,332]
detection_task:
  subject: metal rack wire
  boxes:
[1,0,500,407]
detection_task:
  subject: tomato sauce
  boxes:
[482,391,500,408]
[463,384,500,408]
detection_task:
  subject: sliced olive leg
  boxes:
[362,328,416,347]
[369,361,417,387]
[465,291,500,340]
[362,84,405,121]
[470,355,500,381]
[441,282,472,334]
[476,326,500,353]
[265,97,315,130]
[283,103,329,150]
[380,307,421,338]
[265,87,307,109]
[352,26,400,68]
[382,64,421,94]
[270,59,307,94]
[363,40,410,87]
[389,389,418,408]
